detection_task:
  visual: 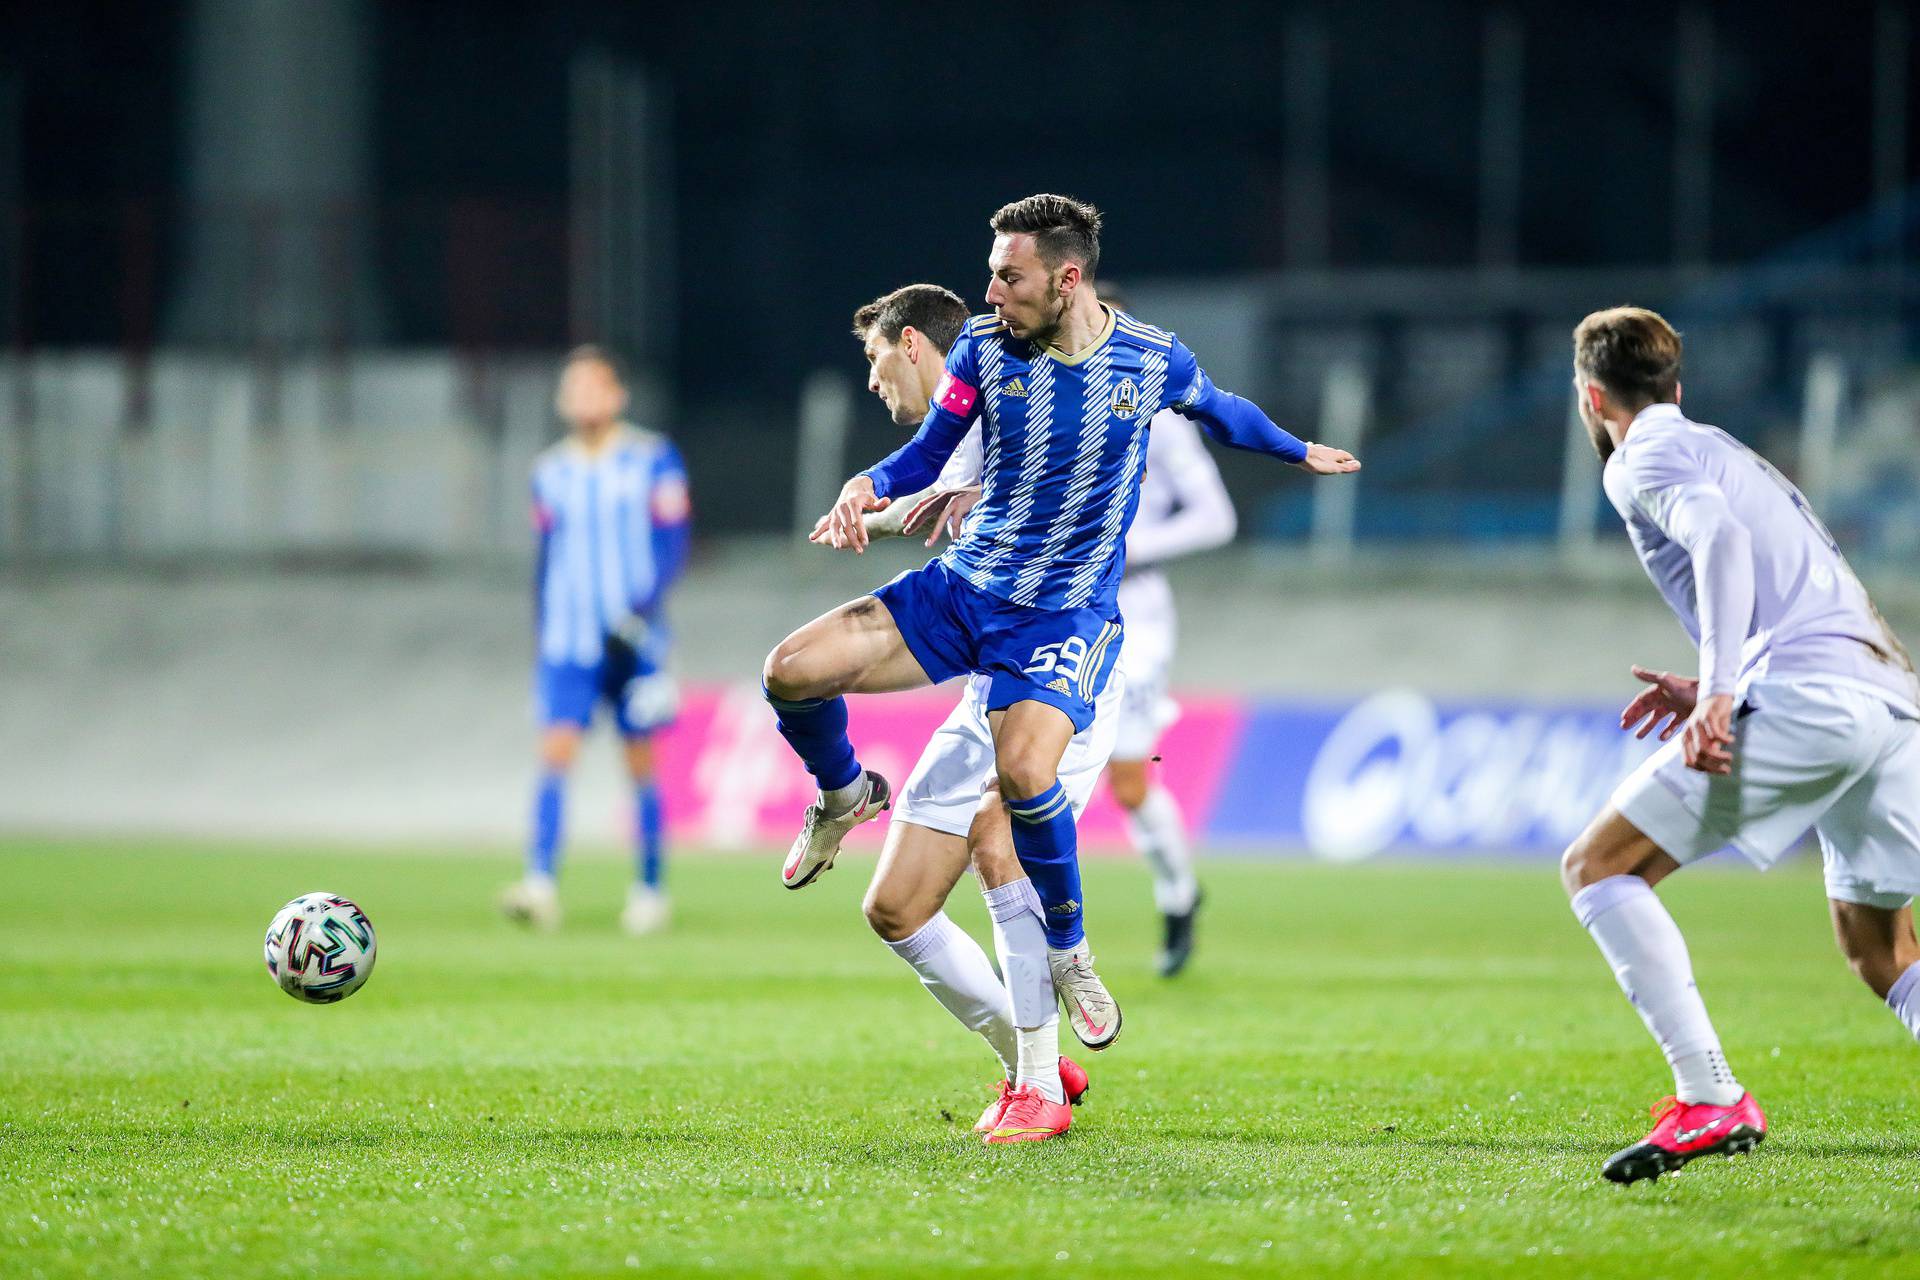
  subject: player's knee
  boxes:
[1558,837,1597,897]
[539,732,581,772]
[861,885,921,943]
[995,755,1057,803]
[761,638,805,700]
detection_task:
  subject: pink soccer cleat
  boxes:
[1602,1092,1767,1184]
[972,1056,1090,1134]
[982,1085,1073,1145]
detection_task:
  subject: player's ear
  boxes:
[1585,381,1606,417]
[900,326,920,363]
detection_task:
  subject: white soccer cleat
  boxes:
[500,876,561,931]
[1049,943,1122,1050]
[780,771,891,890]
[620,885,670,936]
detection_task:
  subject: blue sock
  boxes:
[528,771,565,878]
[635,780,665,889]
[1005,781,1083,949]
[763,683,862,793]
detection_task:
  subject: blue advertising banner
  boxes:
[1206,690,1662,860]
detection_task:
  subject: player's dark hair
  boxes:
[990,193,1103,276]
[564,344,630,386]
[850,283,968,354]
[1573,307,1681,408]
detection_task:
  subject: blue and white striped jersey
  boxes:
[531,424,691,666]
[865,308,1300,614]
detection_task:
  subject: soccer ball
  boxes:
[263,892,377,1004]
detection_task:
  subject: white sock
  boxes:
[883,912,1016,1077]
[1572,875,1743,1106]
[983,877,1063,1101]
[1130,785,1198,915]
[1887,961,1920,1042]
[1014,1019,1064,1104]
[821,773,868,816]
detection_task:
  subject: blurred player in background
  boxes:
[1093,282,1236,977]
[501,346,692,935]
[1561,307,1920,1184]
[819,282,1121,1143]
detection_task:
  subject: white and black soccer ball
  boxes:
[263,892,377,1004]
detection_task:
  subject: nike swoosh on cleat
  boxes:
[1674,1115,1732,1144]
[1071,996,1109,1038]
[989,1127,1056,1138]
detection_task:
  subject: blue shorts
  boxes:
[537,642,678,738]
[872,560,1123,733]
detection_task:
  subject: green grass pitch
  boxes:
[2,838,1918,1278]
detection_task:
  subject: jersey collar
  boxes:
[1038,304,1116,368]
[1628,402,1686,430]
[563,421,634,460]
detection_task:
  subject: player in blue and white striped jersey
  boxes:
[501,346,692,936]
[764,196,1358,1140]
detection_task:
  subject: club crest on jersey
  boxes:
[1110,378,1140,419]
[1001,375,1028,398]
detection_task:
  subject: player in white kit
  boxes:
[1560,307,1920,1184]
[1094,284,1237,976]
[805,284,1125,1141]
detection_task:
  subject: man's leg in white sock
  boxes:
[1129,784,1198,916]
[882,913,1017,1077]
[865,820,1015,1076]
[983,877,1065,1103]
[1571,873,1742,1105]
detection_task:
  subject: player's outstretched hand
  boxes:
[1680,692,1736,775]
[812,476,887,553]
[1620,664,1699,741]
[1294,442,1361,475]
[902,485,982,548]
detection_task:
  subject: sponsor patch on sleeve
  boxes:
[651,475,692,524]
[935,372,978,417]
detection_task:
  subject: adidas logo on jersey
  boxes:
[1046,677,1071,694]
[1001,376,1028,398]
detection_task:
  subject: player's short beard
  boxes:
[1026,277,1070,347]
[1583,410,1614,462]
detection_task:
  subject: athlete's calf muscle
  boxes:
[968,785,1023,889]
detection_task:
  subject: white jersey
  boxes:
[1124,409,1237,574]
[935,424,984,491]
[1110,410,1237,758]
[1604,403,1918,713]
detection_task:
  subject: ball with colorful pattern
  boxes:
[263,892,377,1004]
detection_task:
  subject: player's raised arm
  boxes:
[1169,340,1360,475]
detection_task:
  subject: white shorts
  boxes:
[1113,571,1178,761]
[894,667,1125,838]
[1611,679,1920,909]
